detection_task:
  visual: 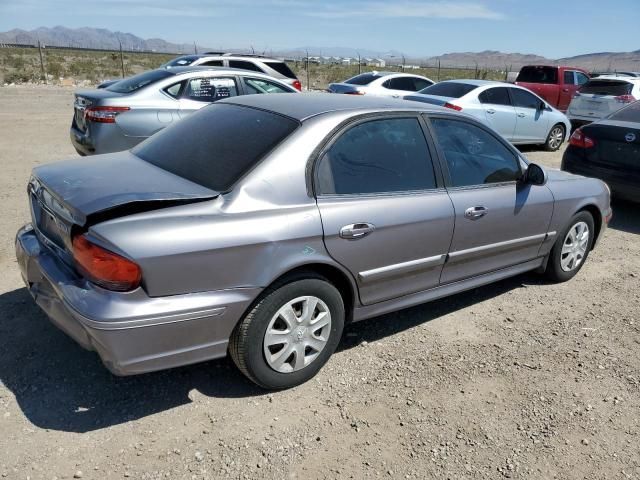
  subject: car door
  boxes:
[477,87,517,140]
[314,115,455,305]
[559,70,581,112]
[510,87,551,142]
[177,76,239,119]
[427,116,554,284]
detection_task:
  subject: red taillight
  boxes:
[569,128,596,149]
[614,94,636,104]
[292,80,302,91]
[85,106,130,123]
[72,235,141,291]
[444,102,462,111]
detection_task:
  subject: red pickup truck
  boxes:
[515,65,590,112]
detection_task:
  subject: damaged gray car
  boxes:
[16,94,611,389]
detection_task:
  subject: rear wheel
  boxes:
[544,124,565,151]
[229,276,344,389]
[545,211,594,282]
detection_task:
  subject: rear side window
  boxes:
[516,66,558,84]
[133,104,299,192]
[243,78,292,94]
[418,82,477,98]
[431,118,520,187]
[385,77,420,92]
[478,87,511,106]
[200,60,224,66]
[413,78,434,91]
[106,70,174,93]
[184,77,238,102]
[229,60,263,72]
[576,72,589,85]
[580,80,633,96]
[510,88,541,109]
[608,101,640,122]
[264,61,297,79]
[345,73,382,85]
[316,118,437,195]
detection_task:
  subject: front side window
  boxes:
[243,78,292,94]
[564,71,576,85]
[316,118,437,195]
[576,72,589,85]
[478,87,511,106]
[184,77,238,102]
[229,60,263,72]
[385,77,419,91]
[510,88,541,109]
[430,118,521,187]
[200,60,223,67]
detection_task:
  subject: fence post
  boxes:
[119,41,125,78]
[37,40,47,84]
[305,49,310,91]
[437,60,440,81]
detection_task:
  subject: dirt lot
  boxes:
[0,85,639,480]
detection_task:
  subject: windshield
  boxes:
[516,66,558,84]
[417,82,477,98]
[162,55,200,68]
[132,103,299,192]
[106,70,174,94]
[579,80,633,96]
[345,73,383,85]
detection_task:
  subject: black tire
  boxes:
[544,123,565,152]
[545,211,595,282]
[229,276,345,390]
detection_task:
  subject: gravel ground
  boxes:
[0,85,639,480]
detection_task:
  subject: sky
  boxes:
[0,0,638,58]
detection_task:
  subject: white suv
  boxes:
[162,53,302,91]
[567,76,640,127]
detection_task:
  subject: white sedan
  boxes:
[328,71,434,98]
[404,80,571,151]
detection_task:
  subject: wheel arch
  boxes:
[576,203,602,249]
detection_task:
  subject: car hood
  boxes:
[545,168,583,182]
[32,151,218,226]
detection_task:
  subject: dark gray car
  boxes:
[17,95,611,389]
[71,67,297,155]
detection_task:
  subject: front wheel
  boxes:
[229,277,345,389]
[545,211,594,282]
[543,124,565,151]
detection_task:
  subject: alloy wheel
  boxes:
[560,221,590,272]
[548,126,564,150]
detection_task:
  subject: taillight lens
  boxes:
[85,106,130,123]
[72,235,141,291]
[569,128,596,149]
[292,80,302,91]
[444,102,463,111]
[614,94,636,104]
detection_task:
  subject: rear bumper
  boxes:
[70,123,141,156]
[15,225,260,375]
[562,150,640,202]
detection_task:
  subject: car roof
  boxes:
[220,93,447,121]
[177,54,284,62]
[590,75,640,83]
[437,79,503,87]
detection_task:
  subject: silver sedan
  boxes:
[19,94,610,389]
[404,80,571,151]
[70,67,298,155]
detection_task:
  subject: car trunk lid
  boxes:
[29,151,219,260]
[73,89,127,132]
[583,120,640,174]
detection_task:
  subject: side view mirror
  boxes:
[538,100,547,111]
[524,163,547,186]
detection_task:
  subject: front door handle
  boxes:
[486,108,496,114]
[340,223,375,239]
[517,112,526,118]
[464,206,488,220]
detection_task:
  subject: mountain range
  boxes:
[1,26,639,71]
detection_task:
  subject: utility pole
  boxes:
[437,59,441,81]
[37,40,47,84]
[402,54,405,72]
[193,42,197,54]
[119,41,125,78]
[357,52,361,75]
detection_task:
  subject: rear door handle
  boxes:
[486,108,496,114]
[340,223,375,239]
[464,206,488,219]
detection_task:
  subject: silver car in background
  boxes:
[404,80,571,151]
[19,95,610,389]
[71,67,298,155]
[567,75,640,128]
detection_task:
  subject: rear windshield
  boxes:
[264,61,297,79]
[516,66,558,84]
[132,103,299,192]
[608,100,640,122]
[163,55,200,68]
[580,80,633,96]
[106,70,174,93]
[417,82,477,98]
[345,73,383,85]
